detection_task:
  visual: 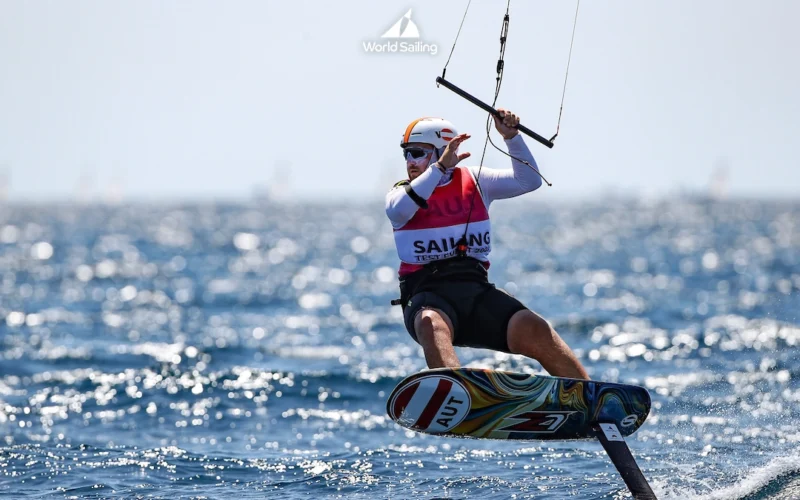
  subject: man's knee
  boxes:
[506,309,555,354]
[414,308,455,344]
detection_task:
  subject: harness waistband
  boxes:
[400,256,487,283]
[393,257,488,307]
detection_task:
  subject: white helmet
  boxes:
[400,117,458,150]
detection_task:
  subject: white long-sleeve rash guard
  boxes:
[385,134,542,229]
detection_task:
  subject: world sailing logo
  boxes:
[380,8,419,38]
[363,9,438,56]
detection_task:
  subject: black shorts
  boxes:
[398,258,527,353]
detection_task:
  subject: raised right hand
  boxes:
[437,133,471,170]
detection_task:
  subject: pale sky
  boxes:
[1,0,798,202]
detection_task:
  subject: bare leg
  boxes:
[413,308,460,368]
[506,309,589,379]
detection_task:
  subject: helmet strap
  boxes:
[433,146,446,163]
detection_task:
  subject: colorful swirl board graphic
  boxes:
[386,368,651,441]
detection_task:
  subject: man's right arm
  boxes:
[385,166,444,229]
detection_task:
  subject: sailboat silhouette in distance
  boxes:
[381,9,419,38]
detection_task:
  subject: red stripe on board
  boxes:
[392,381,419,418]
[414,379,453,430]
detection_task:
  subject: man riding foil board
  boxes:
[386,111,589,379]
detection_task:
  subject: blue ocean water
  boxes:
[0,197,798,499]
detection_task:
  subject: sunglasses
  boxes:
[402,147,433,160]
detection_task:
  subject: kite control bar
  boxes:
[435,76,555,149]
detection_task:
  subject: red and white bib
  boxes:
[393,167,491,276]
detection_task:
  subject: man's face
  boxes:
[403,143,435,180]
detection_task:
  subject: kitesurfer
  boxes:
[386,111,589,379]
